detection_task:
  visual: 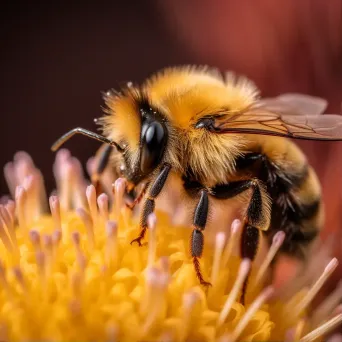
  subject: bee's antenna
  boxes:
[51,127,124,153]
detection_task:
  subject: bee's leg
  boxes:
[212,179,271,304]
[126,181,150,210]
[130,164,171,246]
[238,180,270,304]
[191,189,211,287]
[91,144,113,194]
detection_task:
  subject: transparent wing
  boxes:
[212,110,342,141]
[255,93,328,116]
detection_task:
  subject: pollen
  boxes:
[0,150,341,341]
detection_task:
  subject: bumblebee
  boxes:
[52,66,342,303]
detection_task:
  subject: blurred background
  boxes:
[1,0,342,292]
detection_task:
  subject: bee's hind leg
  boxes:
[211,179,271,304]
[130,164,171,246]
[239,179,270,305]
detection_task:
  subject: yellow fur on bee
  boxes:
[292,166,321,204]
[186,129,245,183]
[248,135,308,176]
[143,66,260,129]
[99,66,262,184]
[101,89,141,150]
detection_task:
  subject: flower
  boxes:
[0,150,341,341]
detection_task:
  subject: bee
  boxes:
[51,66,342,303]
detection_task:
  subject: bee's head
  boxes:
[102,89,169,188]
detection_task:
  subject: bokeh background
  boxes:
[1,0,342,296]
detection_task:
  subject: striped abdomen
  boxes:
[247,137,323,259]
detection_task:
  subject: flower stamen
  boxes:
[180,290,201,341]
[49,195,61,231]
[5,200,15,226]
[98,193,109,223]
[29,230,41,252]
[0,217,13,253]
[15,186,27,232]
[222,220,241,267]
[71,231,87,272]
[210,232,226,286]
[141,268,169,337]
[86,184,98,224]
[147,213,157,267]
[23,174,40,221]
[105,221,118,270]
[254,231,285,287]
[113,178,126,221]
[293,318,306,341]
[76,207,95,250]
[312,280,342,328]
[217,259,251,327]
[13,267,26,291]
[229,286,274,342]
[300,313,342,342]
[289,258,338,318]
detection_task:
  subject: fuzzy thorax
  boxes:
[98,66,259,184]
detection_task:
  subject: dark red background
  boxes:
[1,0,342,290]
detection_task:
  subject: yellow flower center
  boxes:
[0,150,340,342]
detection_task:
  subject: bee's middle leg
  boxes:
[191,189,212,287]
[130,164,171,246]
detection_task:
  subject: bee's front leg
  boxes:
[125,181,150,210]
[130,164,171,246]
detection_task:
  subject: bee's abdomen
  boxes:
[253,142,323,259]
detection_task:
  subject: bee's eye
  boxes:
[140,121,167,173]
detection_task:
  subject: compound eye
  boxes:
[140,121,167,174]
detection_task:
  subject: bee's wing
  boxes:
[212,110,342,141]
[255,93,328,116]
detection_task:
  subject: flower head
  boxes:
[0,150,341,341]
